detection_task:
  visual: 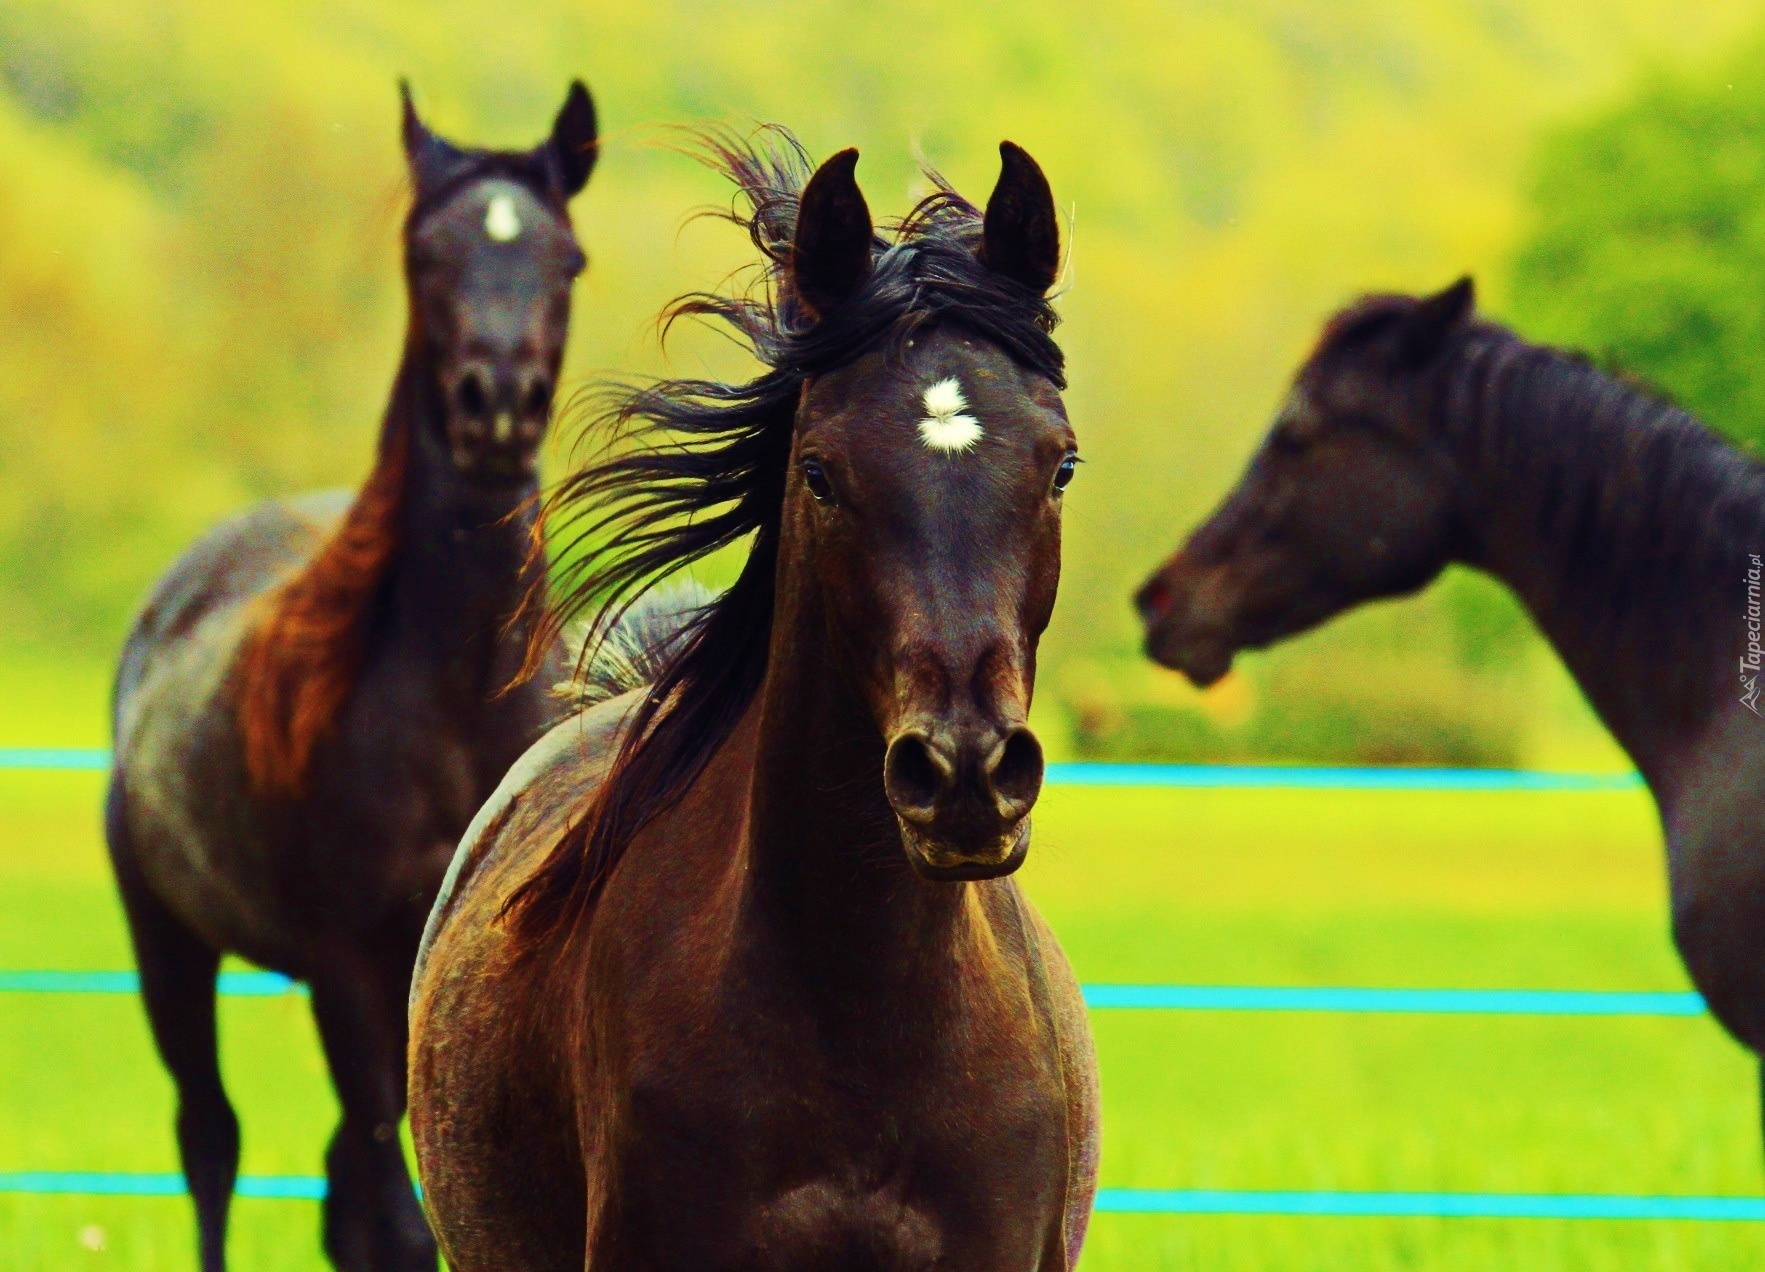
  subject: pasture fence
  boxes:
[6,750,1749,1224]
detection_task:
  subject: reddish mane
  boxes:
[235,414,409,796]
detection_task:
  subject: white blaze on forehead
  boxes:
[484,194,522,242]
[917,377,983,453]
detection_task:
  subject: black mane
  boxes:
[1439,323,1765,716]
[506,126,1064,940]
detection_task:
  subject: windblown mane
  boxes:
[504,126,1066,942]
[1436,324,1765,713]
[1314,293,1765,717]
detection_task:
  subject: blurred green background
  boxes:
[9,5,1765,1270]
[2,0,1761,758]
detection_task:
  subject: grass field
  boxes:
[1,665,1762,1268]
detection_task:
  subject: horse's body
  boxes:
[106,83,598,1270]
[411,133,1099,1270]
[1136,279,1765,1140]
[414,681,1097,1270]
[114,484,547,960]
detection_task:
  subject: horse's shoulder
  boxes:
[116,491,352,699]
[112,491,356,761]
[987,879,1100,1256]
[143,490,348,619]
[412,690,642,994]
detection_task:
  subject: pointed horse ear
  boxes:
[790,148,873,321]
[545,79,599,198]
[983,141,1060,296]
[1401,276,1476,362]
[399,80,462,195]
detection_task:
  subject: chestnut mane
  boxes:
[233,135,572,798]
[235,393,411,796]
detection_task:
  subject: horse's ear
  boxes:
[982,142,1060,295]
[545,79,598,198]
[790,148,873,320]
[399,80,461,194]
[1401,276,1476,361]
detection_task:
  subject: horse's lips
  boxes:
[898,818,1031,882]
[1142,614,1235,687]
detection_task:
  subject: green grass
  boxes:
[0,653,111,750]
[1,769,1762,1268]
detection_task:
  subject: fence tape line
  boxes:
[4,1174,1758,1218]
[0,1172,325,1200]
[1081,985,1707,1016]
[0,971,299,995]
[1093,1189,1765,1220]
[0,749,1645,790]
[0,748,109,771]
[1042,763,1643,790]
[0,972,1708,1016]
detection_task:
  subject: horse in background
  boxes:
[105,81,598,1271]
[1135,278,1765,1145]
[410,130,1099,1270]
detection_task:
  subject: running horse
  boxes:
[1135,278,1765,1145]
[106,81,598,1270]
[410,131,1100,1269]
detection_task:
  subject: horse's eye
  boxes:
[802,458,835,505]
[1052,453,1080,495]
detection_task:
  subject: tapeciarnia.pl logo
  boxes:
[1744,553,1763,715]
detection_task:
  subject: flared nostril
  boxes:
[987,727,1044,815]
[521,376,552,420]
[455,371,490,420]
[1134,573,1174,624]
[884,732,952,822]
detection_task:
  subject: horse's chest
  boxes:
[343,680,538,842]
[265,699,513,920]
[390,725,483,838]
[598,1143,1054,1272]
[598,1017,1068,1269]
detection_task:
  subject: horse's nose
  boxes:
[1134,570,1176,625]
[984,727,1045,822]
[883,724,1044,838]
[448,362,553,475]
[490,369,551,447]
[512,370,553,425]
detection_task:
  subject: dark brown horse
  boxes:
[1136,278,1765,1139]
[106,82,598,1270]
[409,131,1099,1270]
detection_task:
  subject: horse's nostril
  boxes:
[1135,573,1174,624]
[988,728,1044,812]
[456,373,489,419]
[884,733,949,819]
[522,377,552,420]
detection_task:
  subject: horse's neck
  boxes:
[378,354,544,702]
[737,578,970,991]
[1451,338,1753,792]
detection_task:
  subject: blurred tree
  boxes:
[1511,29,1765,453]
[1,0,1759,759]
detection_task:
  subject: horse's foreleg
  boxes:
[309,951,437,1272]
[107,778,239,1272]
